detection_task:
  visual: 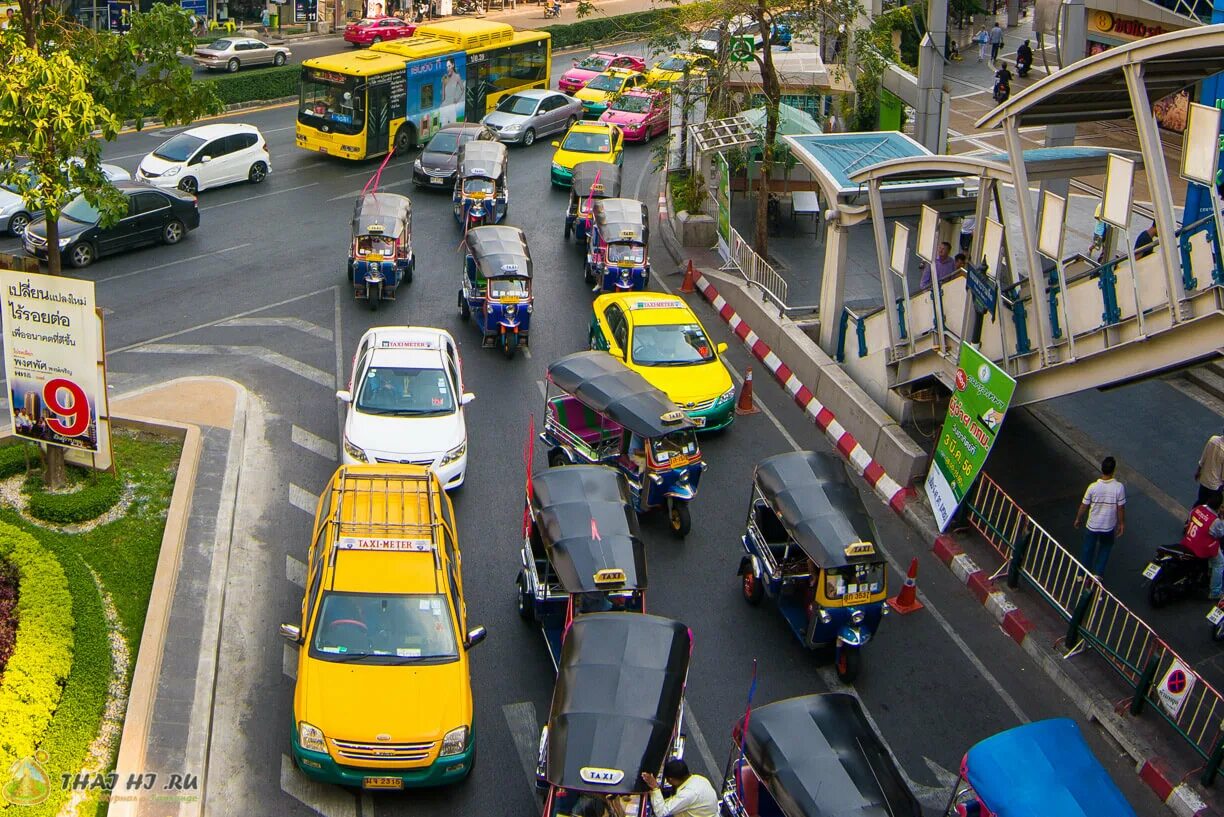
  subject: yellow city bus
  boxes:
[296,19,550,160]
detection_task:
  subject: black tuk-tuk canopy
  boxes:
[594,197,649,244]
[754,451,877,569]
[532,465,646,592]
[459,140,507,180]
[743,694,922,817]
[546,613,691,794]
[465,225,532,280]
[547,351,696,438]
[351,192,411,239]
[572,161,622,199]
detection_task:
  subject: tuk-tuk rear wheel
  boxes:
[836,646,862,683]
[548,450,568,468]
[516,572,534,621]
[564,222,572,240]
[741,570,763,605]
[583,264,594,284]
[459,293,470,320]
[668,501,691,539]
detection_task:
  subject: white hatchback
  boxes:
[137,123,270,195]
[338,327,474,490]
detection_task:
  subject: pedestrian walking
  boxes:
[989,23,1003,63]
[260,6,270,34]
[1195,428,1224,507]
[1134,221,1157,259]
[974,27,989,62]
[1073,456,1126,576]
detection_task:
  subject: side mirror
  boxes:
[201,155,213,163]
[551,141,561,148]
[466,625,487,648]
[279,623,302,642]
[336,389,352,403]
[716,342,728,354]
[461,392,476,405]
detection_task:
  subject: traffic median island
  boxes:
[202,64,299,106]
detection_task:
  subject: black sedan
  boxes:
[24,181,200,268]
[412,123,495,189]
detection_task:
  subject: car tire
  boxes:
[162,218,186,245]
[227,58,240,73]
[7,211,30,237]
[68,242,95,269]
[178,177,199,195]
[522,128,535,147]
[248,162,268,184]
[273,52,286,66]
[565,116,576,130]
[371,36,382,44]
[394,124,415,155]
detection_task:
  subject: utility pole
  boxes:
[1039,0,1085,202]
[914,0,948,153]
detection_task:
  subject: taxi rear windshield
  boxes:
[311,592,458,663]
[357,365,455,416]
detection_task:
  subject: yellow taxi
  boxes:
[588,293,735,430]
[646,52,717,88]
[573,67,647,118]
[551,121,624,187]
[282,464,486,790]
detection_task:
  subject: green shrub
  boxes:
[542,2,714,50]
[203,64,300,105]
[0,523,74,779]
[0,443,36,480]
[25,470,123,525]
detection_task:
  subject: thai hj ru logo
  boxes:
[4,751,51,806]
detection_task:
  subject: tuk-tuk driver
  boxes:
[625,432,646,474]
[641,759,718,817]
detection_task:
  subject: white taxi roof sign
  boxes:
[660,410,686,424]
[844,541,876,557]
[619,229,636,238]
[379,334,440,349]
[579,767,625,785]
[367,223,385,233]
[337,536,434,552]
[631,298,683,310]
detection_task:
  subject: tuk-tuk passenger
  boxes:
[464,177,495,197]
[576,590,614,614]
[607,243,644,265]
[358,234,394,257]
[625,431,646,474]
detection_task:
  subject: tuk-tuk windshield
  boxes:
[823,563,886,601]
[463,178,495,196]
[549,790,642,817]
[607,243,645,265]
[310,591,458,663]
[356,235,395,257]
[356,366,455,416]
[631,324,715,367]
[573,589,644,615]
[648,432,697,465]
[489,278,528,299]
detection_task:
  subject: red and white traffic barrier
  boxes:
[690,271,909,514]
[657,189,669,224]
[931,535,1033,646]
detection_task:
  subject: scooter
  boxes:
[543,1,561,18]
[1208,598,1224,641]
[1144,544,1211,607]
[1016,55,1032,77]
[992,77,1010,103]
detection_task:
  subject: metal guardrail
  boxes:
[728,227,789,310]
[965,473,1224,784]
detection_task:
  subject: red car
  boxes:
[344,17,415,46]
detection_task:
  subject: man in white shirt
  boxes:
[641,759,718,817]
[1073,456,1126,576]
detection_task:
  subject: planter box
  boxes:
[676,211,716,248]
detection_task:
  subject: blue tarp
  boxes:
[965,719,1137,817]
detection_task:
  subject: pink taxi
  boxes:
[558,52,647,94]
[598,90,669,142]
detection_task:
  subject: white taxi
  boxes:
[337,326,474,490]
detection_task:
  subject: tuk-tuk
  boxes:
[945,719,1137,816]
[457,225,533,359]
[719,693,922,817]
[516,464,647,670]
[586,197,650,291]
[541,351,705,538]
[738,451,888,682]
[537,612,691,814]
[453,140,508,228]
[347,192,413,310]
[565,161,621,243]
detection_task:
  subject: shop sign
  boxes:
[1090,11,1168,41]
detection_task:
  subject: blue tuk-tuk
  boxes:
[945,719,1138,816]
[347,192,413,310]
[458,225,533,359]
[738,451,888,683]
[586,197,650,291]
[565,161,620,243]
[541,351,705,538]
[453,140,508,228]
[516,464,647,670]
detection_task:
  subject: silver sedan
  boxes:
[481,90,582,147]
[193,38,291,73]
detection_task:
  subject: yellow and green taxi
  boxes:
[646,52,717,88]
[588,293,735,431]
[573,67,647,118]
[551,121,624,187]
[282,464,486,790]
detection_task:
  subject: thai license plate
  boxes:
[362,777,403,790]
[689,415,706,427]
[318,147,328,154]
[845,591,871,604]
[431,177,445,185]
[1209,607,1224,625]
[1142,562,1161,580]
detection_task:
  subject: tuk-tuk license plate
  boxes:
[1142,562,1161,580]
[1209,607,1224,625]
[844,591,871,604]
[362,777,403,790]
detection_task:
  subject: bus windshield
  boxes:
[299,69,364,136]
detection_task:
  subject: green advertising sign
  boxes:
[714,152,731,257]
[925,343,1016,531]
[729,35,755,65]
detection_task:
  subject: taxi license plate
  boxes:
[689,415,706,427]
[362,777,403,790]
[1142,562,1161,580]
[431,177,445,185]
[318,147,328,154]
[845,591,871,604]
[1209,607,1224,625]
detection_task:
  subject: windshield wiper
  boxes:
[394,409,451,417]
[357,407,401,415]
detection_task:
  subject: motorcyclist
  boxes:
[1016,39,1033,77]
[993,65,1012,103]
[1182,492,1224,600]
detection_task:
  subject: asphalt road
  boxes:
[0,77,1164,816]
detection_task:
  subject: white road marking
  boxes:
[128,343,334,386]
[327,178,413,202]
[682,707,720,781]
[536,379,547,400]
[292,424,338,461]
[280,753,358,817]
[283,643,298,680]
[286,554,307,588]
[522,345,532,359]
[200,182,319,210]
[94,243,252,284]
[219,316,334,341]
[502,702,542,795]
[290,483,319,515]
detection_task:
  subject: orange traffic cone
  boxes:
[888,558,924,614]
[680,260,697,293]
[735,367,761,415]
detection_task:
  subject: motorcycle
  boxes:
[543,1,561,18]
[454,0,482,14]
[1208,597,1224,641]
[1016,55,1032,77]
[1144,544,1211,607]
[993,77,1011,103]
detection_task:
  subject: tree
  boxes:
[0,4,221,485]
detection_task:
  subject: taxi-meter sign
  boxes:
[1156,658,1196,718]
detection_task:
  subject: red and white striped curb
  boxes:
[657,189,669,224]
[932,535,1033,645]
[1139,757,1218,817]
[691,271,909,513]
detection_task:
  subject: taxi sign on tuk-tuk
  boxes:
[620,229,636,238]
[844,541,876,557]
[367,223,384,233]
[594,568,627,585]
[579,767,625,785]
[660,410,686,424]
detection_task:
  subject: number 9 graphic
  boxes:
[43,378,90,438]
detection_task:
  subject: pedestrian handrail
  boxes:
[727,227,789,309]
[965,473,1224,783]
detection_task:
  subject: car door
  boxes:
[246,40,272,65]
[189,137,228,190]
[98,192,140,255]
[603,304,628,357]
[132,191,171,245]
[229,132,258,180]
[538,95,561,133]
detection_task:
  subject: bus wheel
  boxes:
[394,124,415,155]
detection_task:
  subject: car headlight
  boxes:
[716,387,735,405]
[163,166,181,177]
[552,162,565,172]
[439,725,469,757]
[414,158,423,170]
[502,123,522,132]
[57,237,72,248]
[851,609,866,624]
[505,303,518,317]
[299,722,327,753]
[439,441,466,465]
[343,436,368,463]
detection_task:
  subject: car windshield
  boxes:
[206,39,232,49]
[631,324,715,366]
[649,432,698,464]
[356,365,455,416]
[496,95,538,115]
[488,277,528,299]
[311,592,458,663]
[299,70,364,136]
[61,195,101,224]
[462,178,495,196]
[699,27,722,41]
[823,562,886,601]
[356,235,395,257]
[611,95,651,113]
[586,75,624,92]
[153,133,206,163]
[658,57,690,71]
[562,131,611,153]
[607,243,644,264]
[577,55,611,71]
[427,132,460,153]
